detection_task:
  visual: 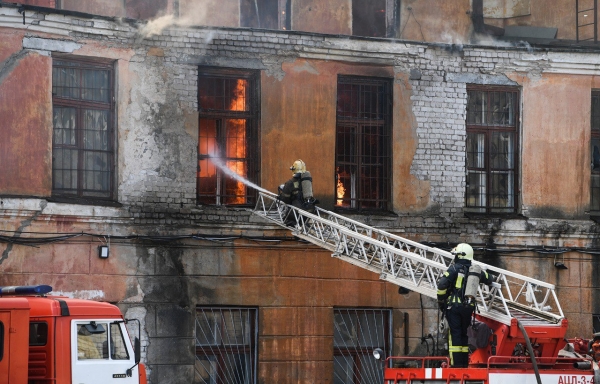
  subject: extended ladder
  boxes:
[253,191,564,327]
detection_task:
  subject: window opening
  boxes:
[197,69,259,206]
[594,314,600,333]
[591,91,600,211]
[52,57,115,200]
[335,76,392,212]
[195,307,257,384]
[465,86,519,214]
[352,0,387,37]
[333,308,391,384]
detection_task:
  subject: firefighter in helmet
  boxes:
[278,159,317,225]
[436,243,492,368]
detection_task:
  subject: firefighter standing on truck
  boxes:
[436,243,492,368]
[278,159,317,226]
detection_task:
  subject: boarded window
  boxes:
[335,76,392,212]
[465,86,519,214]
[591,91,600,211]
[195,307,257,384]
[197,69,259,206]
[333,308,391,384]
[52,57,115,201]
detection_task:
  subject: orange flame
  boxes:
[225,79,247,204]
[336,168,346,206]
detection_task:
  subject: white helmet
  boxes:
[452,243,474,260]
[290,159,306,174]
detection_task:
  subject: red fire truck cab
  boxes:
[0,285,147,384]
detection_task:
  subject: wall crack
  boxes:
[0,200,47,264]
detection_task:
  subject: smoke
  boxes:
[137,3,211,40]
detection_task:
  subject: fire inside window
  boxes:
[465,86,519,214]
[51,57,114,200]
[335,76,392,211]
[333,308,391,384]
[195,307,257,384]
[591,91,600,211]
[197,70,259,205]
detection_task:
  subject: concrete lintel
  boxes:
[187,56,266,70]
[22,36,81,53]
[446,72,518,86]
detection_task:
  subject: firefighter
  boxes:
[436,243,492,368]
[278,159,317,225]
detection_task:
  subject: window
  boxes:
[593,314,600,333]
[335,76,392,212]
[333,308,391,384]
[197,69,259,206]
[240,0,287,30]
[29,322,48,346]
[195,307,257,384]
[75,322,129,360]
[352,0,400,37]
[52,56,115,201]
[591,91,600,211]
[465,86,519,214]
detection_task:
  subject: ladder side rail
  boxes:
[472,261,556,290]
[551,289,565,318]
[253,192,564,320]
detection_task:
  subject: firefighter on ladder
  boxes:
[278,159,317,226]
[436,243,492,368]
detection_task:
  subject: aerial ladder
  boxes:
[253,190,599,383]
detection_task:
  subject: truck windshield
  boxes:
[76,322,129,360]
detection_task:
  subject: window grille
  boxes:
[591,91,600,211]
[335,76,392,212]
[465,86,519,214]
[195,307,257,384]
[333,308,391,384]
[51,57,115,200]
[197,69,259,206]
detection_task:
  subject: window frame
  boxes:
[333,308,392,384]
[197,67,260,207]
[352,0,401,38]
[335,75,393,213]
[51,54,116,203]
[465,84,520,215]
[195,307,258,384]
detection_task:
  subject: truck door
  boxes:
[0,312,8,384]
[71,320,139,384]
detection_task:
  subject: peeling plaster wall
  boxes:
[2,4,600,383]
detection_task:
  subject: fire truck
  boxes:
[0,285,147,384]
[253,191,600,384]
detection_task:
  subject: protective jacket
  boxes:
[279,171,316,212]
[437,259,492,307]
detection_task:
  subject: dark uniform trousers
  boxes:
[447,303,474,367]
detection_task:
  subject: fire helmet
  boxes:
[290,159,306,174]
[452,243,474,260]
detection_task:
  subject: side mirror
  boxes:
[134,337,141,364]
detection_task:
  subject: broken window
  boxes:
[240,0,285,29]
[465,85,519,214]
[195,307,257,384]
[197,69,259,206]
[52,56,115,201]
[333,308,391,384]
[335,76,392,212]
[352,0,399,37]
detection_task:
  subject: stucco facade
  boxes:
[2,1,600,383]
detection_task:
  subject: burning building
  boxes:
[1,0,600,383]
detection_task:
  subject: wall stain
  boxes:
[0,200,47,265]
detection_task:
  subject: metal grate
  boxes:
[465,86,519,214]
[195,307,257,384]
[335,76,392,212]
[197,69,259,206]
[333,308,391,384]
